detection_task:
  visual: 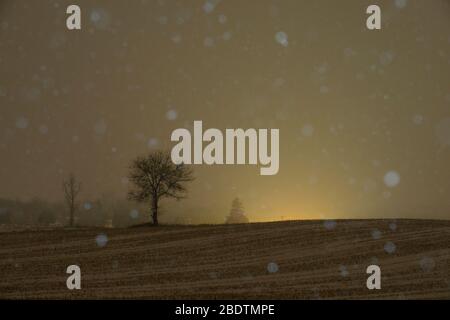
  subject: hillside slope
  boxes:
[0,219,449,299]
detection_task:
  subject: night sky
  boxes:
[0,0,449,223]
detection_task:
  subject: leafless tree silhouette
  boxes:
[62,173,81,227]
[128,150,194,226]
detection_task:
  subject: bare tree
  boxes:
[62,173,81,227]
[128,150,194,226]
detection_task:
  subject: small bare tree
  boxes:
[62,173,81,227]
[128,150,194,226]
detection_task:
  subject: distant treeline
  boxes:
[0,196,148,228]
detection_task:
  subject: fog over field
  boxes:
[0,0,449,223]
[0,0,449,302]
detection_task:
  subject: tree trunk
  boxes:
[69,203,74,227]
[151,197,159,226]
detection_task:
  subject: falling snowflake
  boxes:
[171,34,182,44]
[267,262,279,273]
[222,31,232,41]
[95,234,108,247]
[166,109,178,121]
[90,8,110,29]
[320,85,329,94]
[204,37,215,47]
[218,14,227,24]
[384,171,400,188]
[83,202,92,210]
[435,118,450,146]
[38,125,49,135]
[324,220,337,230]
[130,209,139,219]
[90,10,101,23]
[94,119,107,135]
[24,87,41,101]
[379,51,395,66]
[158,16,168,25]
[364,179,378,193]
[384,241,396,254]
[301,124,314,137]
[339,265,349,277]
[15,117,29,129]
[371,229,382,240]
[147,137,159,149]
[203,0,221,14]
[394,0,408,9]
[389,222,397,231]
[316,63,328,75]
[382,191,392,199]
[419,256,435,272]
[275,32,288,47]
[412,114,424,125]
[343,47,357,57]
[0,86,7,97]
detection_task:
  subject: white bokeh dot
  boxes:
[339,265,349,277]
[389,222,397,231]
[324,220,337,230]
[16,117,29,129]
[412,114,424,125]
[90,8,110,29]
[218,14,227,24]
[95,234,108,247]
[435,118,450,146]
[38,125,48,135]
[371,229,382,240]
[222,31,232,41]
[394,0,408,9]
[384,241,396,254]
[419,256,435,272]
[267,262,279,273]
[320,85,329,94]
[384,171,400,188]
[301,124,314,137]
[147,137,159,149]
[382,191,392,199]
[130,209,139,219]
[94,119,107,135]
[203,1,217,14]
[166,109,178,121]
[204,37,215,47]
[84,202,92,210]
[275,32,288,47]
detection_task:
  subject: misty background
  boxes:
[0,0,449,225]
